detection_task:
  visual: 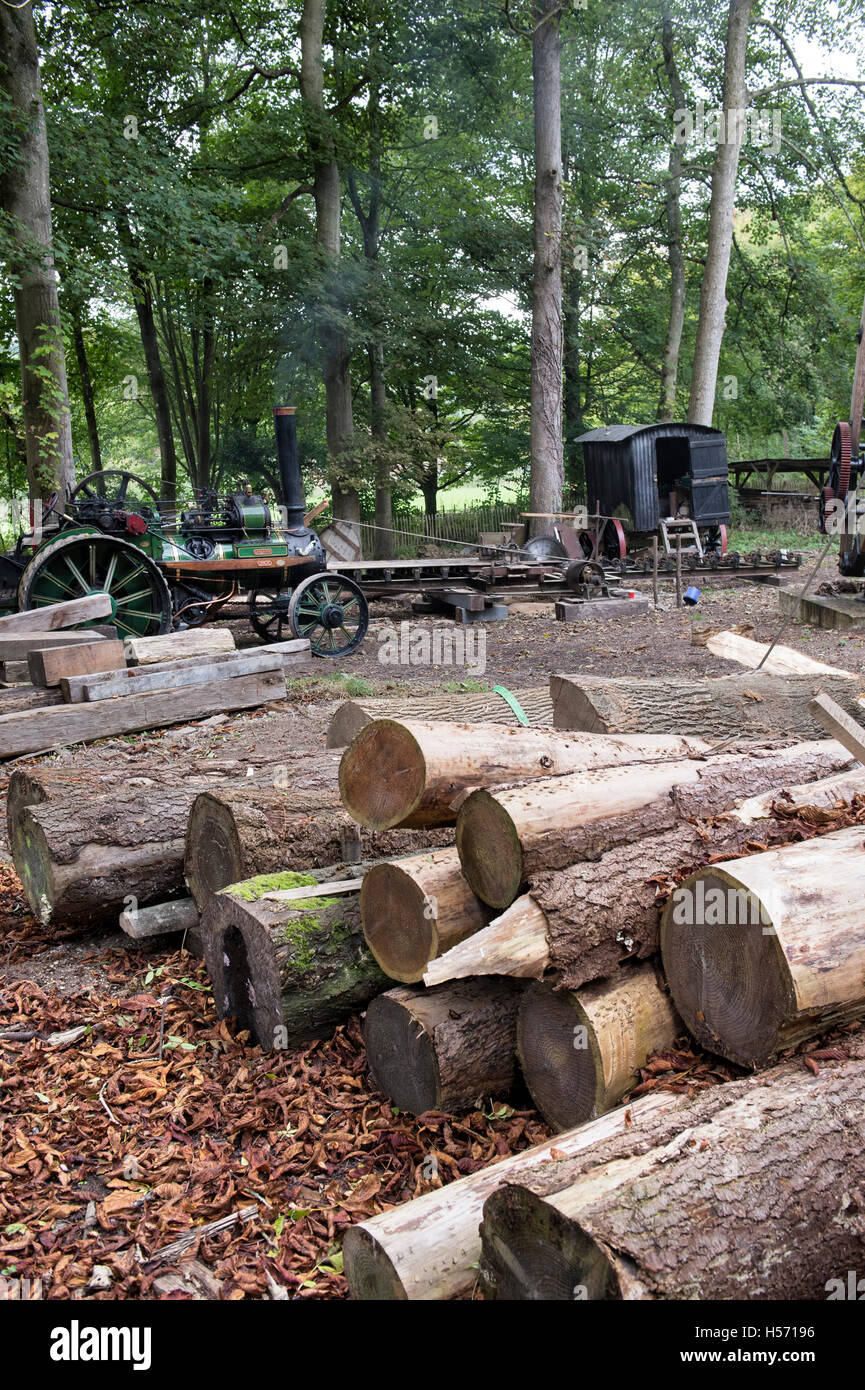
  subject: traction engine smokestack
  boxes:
[274,406,306,527]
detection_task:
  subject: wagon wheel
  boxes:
[288,573,369,658]
[68,469,160,508]
[17,532,172,637]
[248,587,294,643]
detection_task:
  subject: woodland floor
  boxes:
[1,571,864,1299]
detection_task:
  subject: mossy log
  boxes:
[201,866,389,1048]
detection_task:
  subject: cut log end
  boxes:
[185,792,245,903]
[516,983,601,1131]
[342,1228,407,1302]
[339,720,426,829]
[202,897,285,1049]
[479,1186,610,1301]
[364,990,441,1114]
[661,867,791,1068]
[359,861,436,983]
[456,788,523,908]
[15,813,54,924]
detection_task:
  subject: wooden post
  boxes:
[675,536,682,608]
[651,536,658,608]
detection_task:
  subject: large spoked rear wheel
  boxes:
[288,573,368,657]
[18,532,172,638]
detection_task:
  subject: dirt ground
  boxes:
[1,572,863,1299]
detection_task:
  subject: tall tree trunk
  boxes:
[687,0,754,425]
[562,268,584,491]
[657,2,686,422]
[117,218,178,501]
[370,342,392,556]
[529,1,564,531]
[0,1,75,503]
[70,306,102,473]
[300,0,359,523]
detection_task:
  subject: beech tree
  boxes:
[0,0,74,503]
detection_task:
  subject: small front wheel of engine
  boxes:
[288,573,369,657]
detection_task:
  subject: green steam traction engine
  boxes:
[0,408,369,657]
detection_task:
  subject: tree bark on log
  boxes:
[343,1089,678,1299]
[428,766,865,989]
[550,671,865,737]
[423,893,550,987]
[516,965,680,1130]
[326,688,554,748]
[13,783,216,925]
[359,847,492,983]
[479,1040,865,1300]
[339,718,710,830]
[201,867,388,1048]
[661,825,865,1066]
[363,979,524,1115]
[184,785,453,908]
[455,740,852,909]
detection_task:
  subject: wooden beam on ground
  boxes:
[63,650,283,703]
[123,628,235,666]
[705,629,854,678]
[119,897,201,948]
[0,594,113,633]
[0,668,285,759]
[0,630,109,662]
[28,638,126,689]
[808,691,865,764]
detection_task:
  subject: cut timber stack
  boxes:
[200,866,388,1048]
[550,670,865,737]
[344,1038,865,1300]
[425,761,864,989]
[661,825,865,1066]
[0,628,309,759]
[477,1037,865,1299]
[326,687,554,748]
[339,718,711,830]
[454,740,853,909]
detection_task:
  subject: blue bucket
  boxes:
[683,586,701,606]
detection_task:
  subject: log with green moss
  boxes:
[199,865,389,1048]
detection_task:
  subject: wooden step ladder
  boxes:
[660,516,703,559]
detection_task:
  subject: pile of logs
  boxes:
[8,628,865,1301]
[0,597,312,757]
